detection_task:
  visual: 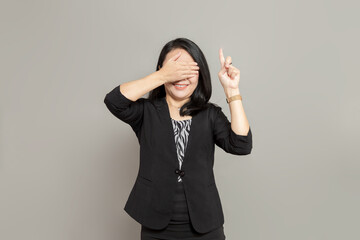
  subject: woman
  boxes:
[104,38,252,240]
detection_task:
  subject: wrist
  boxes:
[224,87,240,98]
[152,70,167,85]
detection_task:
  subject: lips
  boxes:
[173,82,189,85]
[173,83,189,90]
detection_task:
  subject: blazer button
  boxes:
[175,169,185,177]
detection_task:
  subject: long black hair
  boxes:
[149,38,214,117]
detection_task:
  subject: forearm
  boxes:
[224,88,250,136]
[120,71,166,101]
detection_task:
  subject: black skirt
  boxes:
[141,181,226,240]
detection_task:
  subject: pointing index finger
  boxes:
[219,48,225,67]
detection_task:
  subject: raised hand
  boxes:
[158,51,199,84]
[218,48,240,90]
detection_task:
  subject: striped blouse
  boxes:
[170,117,192,182]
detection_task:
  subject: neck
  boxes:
[165,95,190,108]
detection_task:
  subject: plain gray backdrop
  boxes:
[1,0,359,239]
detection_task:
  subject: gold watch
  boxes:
[226,94,242,103]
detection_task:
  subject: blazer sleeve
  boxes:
[213,106,252,155]
[104,84,145,135]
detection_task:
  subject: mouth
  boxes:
[173,83,189,90]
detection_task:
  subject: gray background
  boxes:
[1,0,359,239]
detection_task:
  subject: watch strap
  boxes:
[226,94,242,103]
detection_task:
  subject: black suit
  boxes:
[104,84,253,234]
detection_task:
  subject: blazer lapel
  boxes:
[156,97,199,169]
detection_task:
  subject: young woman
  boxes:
[104,37,252,240]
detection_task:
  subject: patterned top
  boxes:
[170,117,192,182]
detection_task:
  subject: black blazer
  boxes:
[104,84,252,234]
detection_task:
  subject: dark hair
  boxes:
[148,37,214,117]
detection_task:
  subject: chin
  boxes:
[172,92,188,99]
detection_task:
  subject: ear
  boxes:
[158,65,161,70]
